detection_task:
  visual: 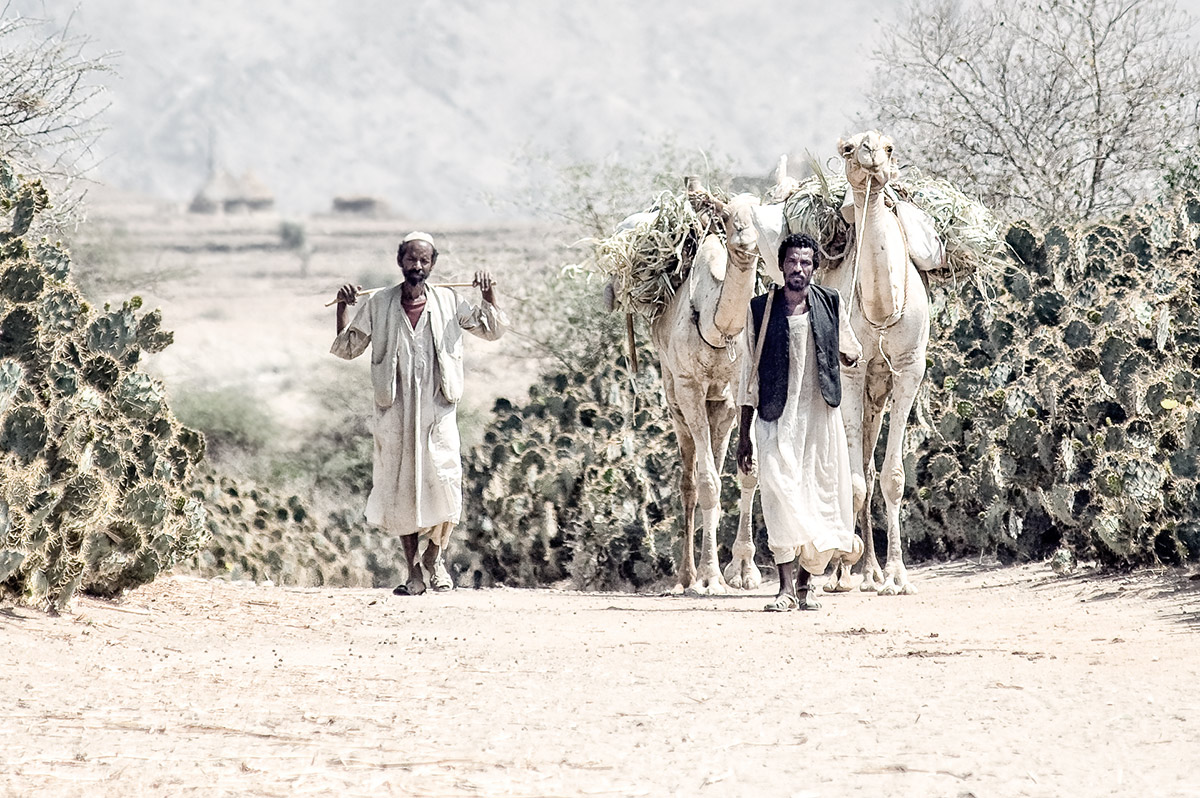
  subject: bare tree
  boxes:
[868,0,1200,224]
[0,5,111,219]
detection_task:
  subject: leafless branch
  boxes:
[866,0,1199,224]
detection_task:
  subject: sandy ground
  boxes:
[4,561,1200,797]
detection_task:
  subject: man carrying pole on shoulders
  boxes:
[331,231,507,595]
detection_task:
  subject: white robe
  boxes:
[742,312,856,573]
[331,290,506,539]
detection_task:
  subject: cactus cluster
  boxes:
[185,466,408,588]
[454,350,677,589]
[454,341,760,591]
[0,160,207,610]
[907,193,1200,565]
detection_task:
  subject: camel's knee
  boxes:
[881,465,905,504]
[696,471,720,509]
[680,469,697,500]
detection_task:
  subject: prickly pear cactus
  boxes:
[456,348,683,590]
[907,193,1200,565]
[0,160,208,610]
[184,465,407,588]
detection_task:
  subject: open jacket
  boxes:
[744,285,859,421]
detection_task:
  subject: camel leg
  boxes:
[877,367,923,596]
[664,377,699,593]
[725,466,761,590]
[825,359,866,593]
[696,398,737,589]
[707,398,759,590]
[697,398,737,589]
[857,381,889,592]
[676,383,728,595]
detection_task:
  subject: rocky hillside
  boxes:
[12,0,897,219]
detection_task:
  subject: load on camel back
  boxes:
[584,132,1004,596]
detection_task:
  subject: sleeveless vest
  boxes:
[749,284,842,421]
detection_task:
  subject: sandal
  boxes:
[763,594,799,612]
[392,579,426,596]
[797,588,822,611]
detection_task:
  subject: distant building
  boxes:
[331,195,391,217]
[189,169,275,214]
[235,171,275,213]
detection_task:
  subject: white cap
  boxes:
[402,230,435,247]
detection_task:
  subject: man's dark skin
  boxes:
[738,244,857,610]
[334,239,497,594]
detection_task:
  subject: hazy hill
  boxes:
[13,0,899,220]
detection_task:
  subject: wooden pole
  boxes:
[323,283,476,307]
[626,313,638,374]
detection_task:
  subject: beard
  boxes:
[785,275,809,292]
[404,271,428,287]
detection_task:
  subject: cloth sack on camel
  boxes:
[749,202,787,286]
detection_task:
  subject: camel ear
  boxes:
[837,138,854,159]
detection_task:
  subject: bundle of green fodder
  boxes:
[902,193,1200,565]
[0,160,207,610]
[781,163,1003,279]
[183,465,405,588]
[780,168,853,265]
[588,188,728,321]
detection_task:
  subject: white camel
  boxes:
[820,131,929,595]
[649,191,763,593]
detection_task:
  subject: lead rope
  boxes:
[748,287,776,402]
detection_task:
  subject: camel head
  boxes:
[686,188,761,270]
[720,193,761,269]
[838,131,899,193]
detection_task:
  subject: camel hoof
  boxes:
[823,580,853,593]
[859,580,880,593]
[723,562,763,591]
[879,576,916,596]
[669,583,687,596]
[690,568,728,595]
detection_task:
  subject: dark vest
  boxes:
[749,284,842,421]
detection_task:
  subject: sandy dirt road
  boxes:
[4,561,1200,798]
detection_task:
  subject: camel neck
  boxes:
[851,184,886,211]
[852,185,906,324]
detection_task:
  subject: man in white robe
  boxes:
[738,233,863,611]
[331,231,507,595]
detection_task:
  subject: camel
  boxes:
[818,131,929,595]
[649,190,763,593]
